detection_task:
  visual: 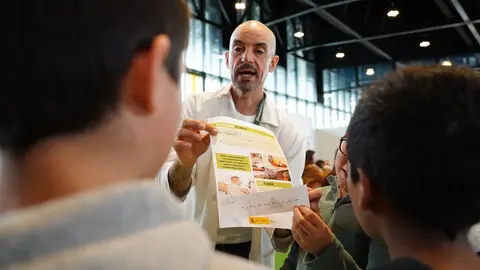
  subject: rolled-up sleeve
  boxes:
[156,95,197,200]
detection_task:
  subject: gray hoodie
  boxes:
[0,182,266,270]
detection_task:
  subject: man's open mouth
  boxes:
[237,69,257,77]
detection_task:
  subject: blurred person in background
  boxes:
[156,20,322,267]
[305,150,316,165]
[293,66,480,270]
[303,150,327,187]
[316,159,332,175]
[0,1,267,269]
[315,159,324,168]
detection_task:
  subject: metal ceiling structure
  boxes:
[209,0,480,69]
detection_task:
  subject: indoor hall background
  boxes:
[183,0,479,131]
[183,1,479,268]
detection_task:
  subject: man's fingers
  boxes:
[200,121,218,135]
[173,140,191,150]
[181,119,206,130]
[202,133,211,145]
[177,128,203,141]
[181,119,218,135]
[298,205,325,228]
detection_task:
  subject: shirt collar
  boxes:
[214,84,280,128]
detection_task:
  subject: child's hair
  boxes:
[348,66,480,239]
[1,0,190,157]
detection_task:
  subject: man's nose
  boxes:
[241,50,252,63]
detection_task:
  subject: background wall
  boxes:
[288,113,314,150]
[313,127,346,164]
[285,112,345,165]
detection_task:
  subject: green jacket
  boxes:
[304,194,391,270]
[305,236,360,270]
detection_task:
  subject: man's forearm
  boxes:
[168,159,194,199]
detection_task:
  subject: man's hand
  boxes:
[308,187,322,213]
[173,118,218,167]
[292,205,334,255]
[168,119,218,199]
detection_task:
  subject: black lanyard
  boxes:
[253,93,266,126]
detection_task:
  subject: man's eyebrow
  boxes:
[232,40,268,48]
[232,39,245,45]
[254,42,268,48]
[256,43,273,55]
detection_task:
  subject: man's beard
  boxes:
[232,63,261,93]
[232,80,261,93]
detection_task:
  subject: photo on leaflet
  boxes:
[217,170,257,207]
[250,152,290,182]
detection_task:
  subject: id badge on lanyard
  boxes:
[253,93,266,126]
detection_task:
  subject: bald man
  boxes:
[157,20,318,267]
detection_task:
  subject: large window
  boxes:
[296,100,306,116]
[296,58,308,100]
[205,76,222,92]
[275,66,287,94]
[265,70,275,91]
[184,73,204,98]
[320,53,480,129]
[204,23,222,77]
[286,55,297,97]
[323,67,356,92]
[321,67,357,128]
[287,97,297,113]
[358,63,393,86]
[306,62,317,102]
[205,0,222,24]
[186,19,204,71]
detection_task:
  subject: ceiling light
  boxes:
[335,52,345,58]
[366,68,375,76]
[441,60,452,66]
[294,31,304,38]
[419,41,430,47]
[235,2,246,10]
[387,9,399,17]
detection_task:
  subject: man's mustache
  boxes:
[235,64,258,74]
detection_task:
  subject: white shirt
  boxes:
[157,85,305,267]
